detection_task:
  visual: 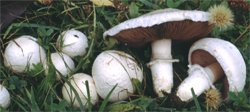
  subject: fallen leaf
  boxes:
[90,0,114,7]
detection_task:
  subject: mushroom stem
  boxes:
[147,39,178,97]
[151,39,172,59]
[205,63,224,82]
[176,62,224,101]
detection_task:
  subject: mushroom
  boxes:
[176,38,246,102]
[0,84,10,109]
[62,73,99,108]
[50,52,75,80]
[103,9,213,96]
[92,50,143,102]
[56,29,88,58]
[4,35,46,73]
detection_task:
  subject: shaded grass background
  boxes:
[0,0,249,111]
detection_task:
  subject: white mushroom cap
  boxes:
[103,8,209,38]
[56,29,88,58]
[0,84,10,109]
[188,38,246,92]
[92,50,143,102]
[4,35,46,73]
[51,52,75,80]
[62,73,99,108]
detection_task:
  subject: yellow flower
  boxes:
[204,88,222,110]
[209,5,234,30]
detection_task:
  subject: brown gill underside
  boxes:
[114,20,213,47]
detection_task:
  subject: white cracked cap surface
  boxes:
[4,35,46,73]
[57,29,88,58]
[92,50,143,102]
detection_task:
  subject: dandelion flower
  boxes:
[209,5,234,30]
[205,88,222,110]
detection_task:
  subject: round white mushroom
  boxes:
[176,38,246,102]
[50,52,75,80]
[0,84,10,109]
[92,50,143,102]
[4,35,46,73]
[56,29,88,58]
[62,73,99,108]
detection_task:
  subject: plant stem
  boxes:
[234,24,250,43]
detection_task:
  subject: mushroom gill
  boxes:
[114,20,213,47]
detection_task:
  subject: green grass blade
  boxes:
[12,98,29,112]
[98,84,118,112]
[191,88,202,111]
[63,77,85,111]
[138,0,160,9]
[25,88,41,111]
[11,23,60,30]
[3,23,60,39]
[75,38,95,71]
[85,80,92,112]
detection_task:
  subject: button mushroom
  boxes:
[176,38,246,102]
[62,73,99,108]
[92,50,143,102]
[56,29,88,58]
[103,8,214,97]
[49,52,75,80]
[4,35,46,73]
[0,84,10,109]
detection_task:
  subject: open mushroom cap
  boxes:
[103,9,213,47]
[188,38,246,92]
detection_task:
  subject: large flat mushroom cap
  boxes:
[188,38,246,92]
[103,9,213,47]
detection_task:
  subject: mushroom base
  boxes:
[148,60,174,96]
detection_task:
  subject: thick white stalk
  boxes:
[148,39,178,97]
[176,64,217,101]
[151,39,172,60]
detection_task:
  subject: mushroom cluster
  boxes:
[103,9,212,96]
[103,5,235,97]
[3,29,92,109]
[2,3,246,111]
[45,29,88,80]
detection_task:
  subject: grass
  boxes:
[0,0,249,111]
